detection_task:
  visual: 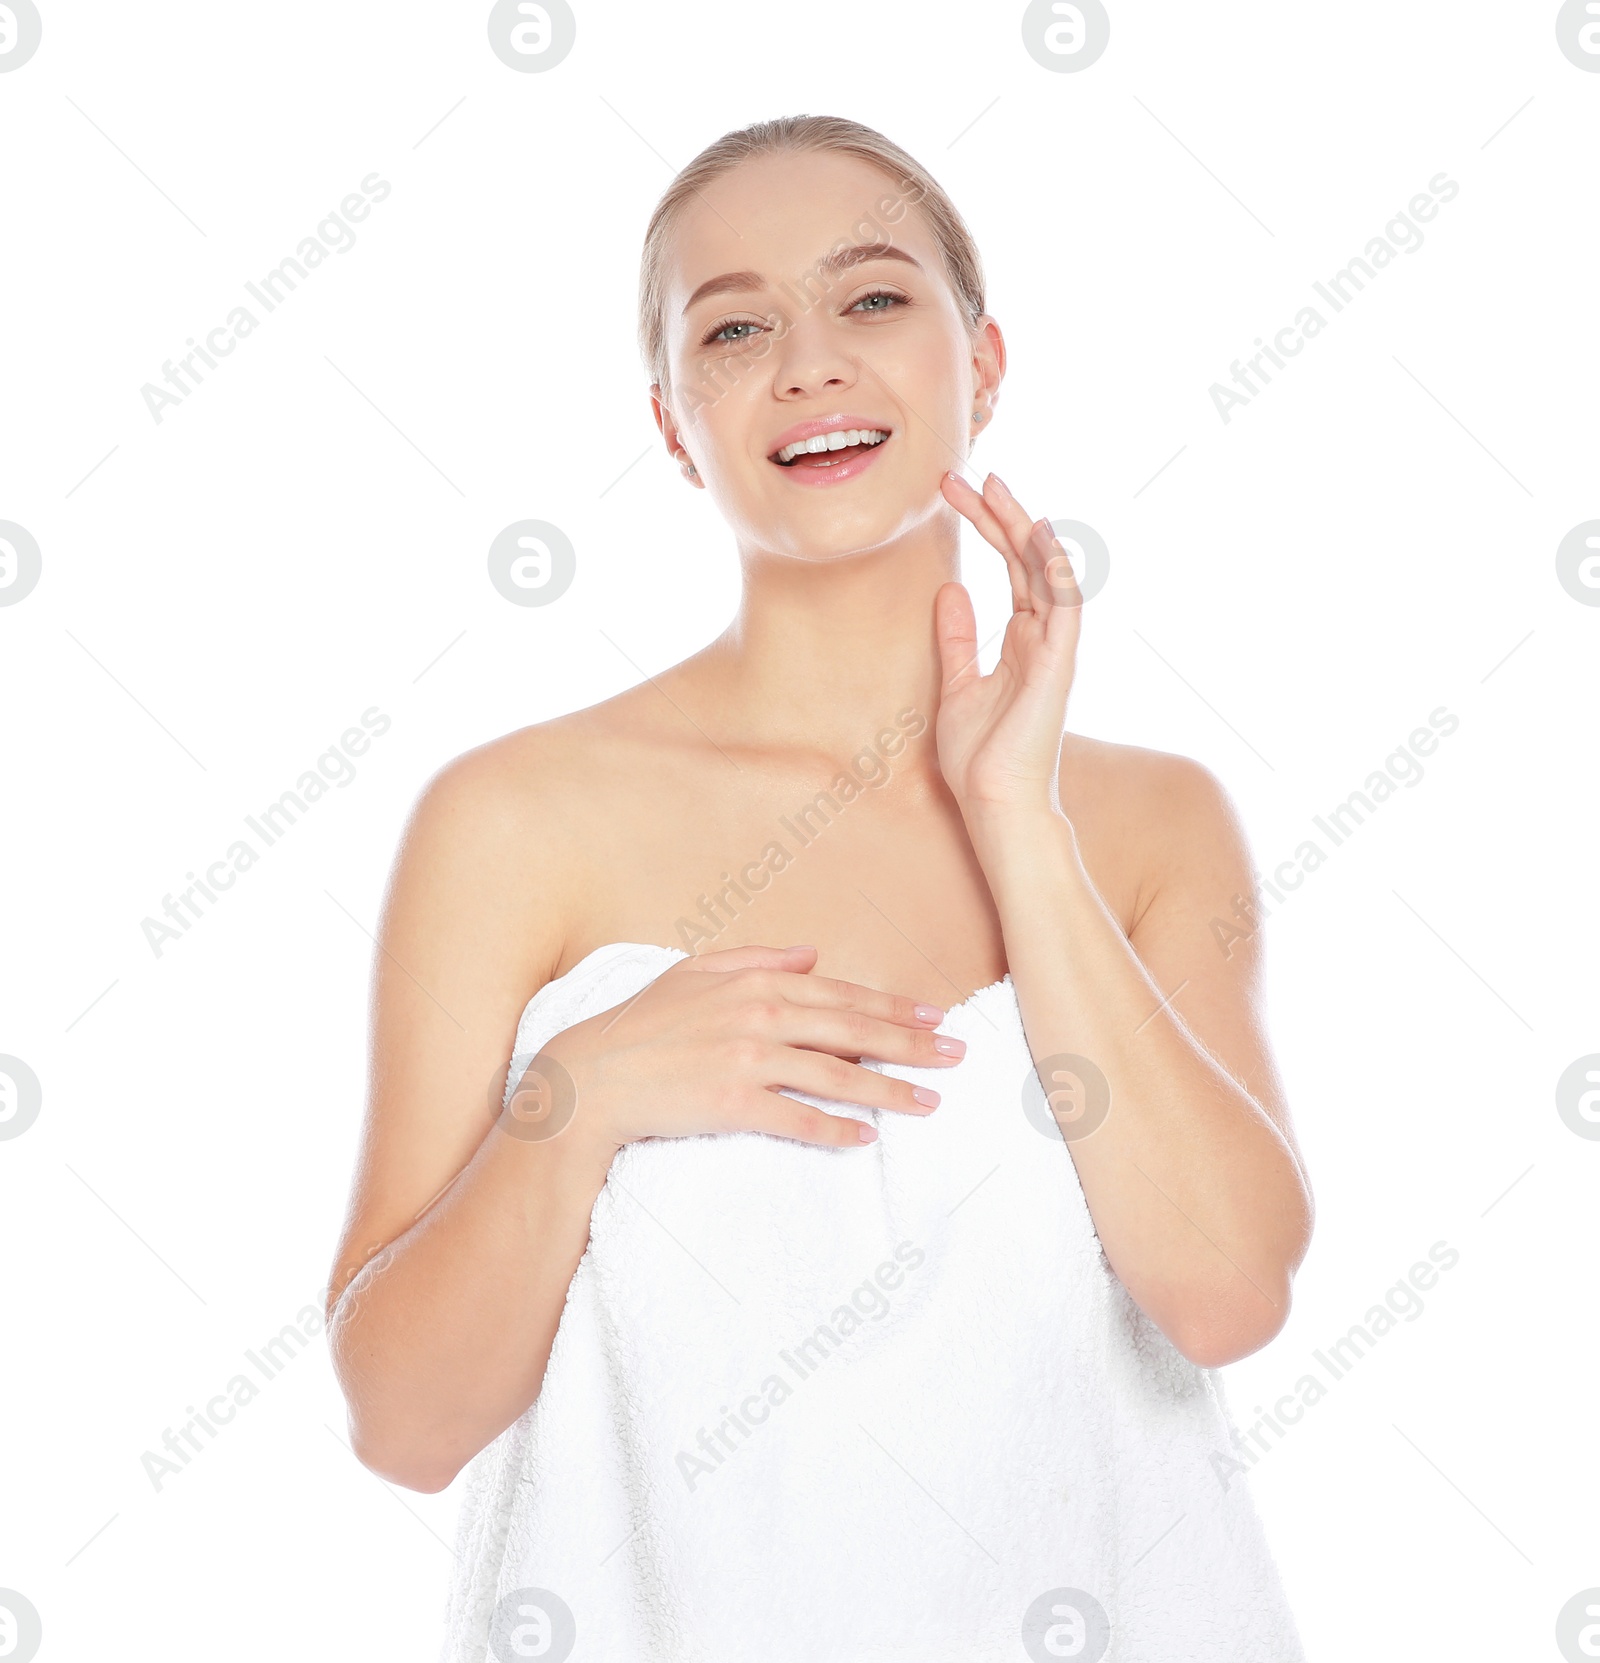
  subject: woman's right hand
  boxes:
[517,944,967,1153]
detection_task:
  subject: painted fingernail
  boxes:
[785,944,815,952]
[914,1004,945,1025]
[912,1087,940,1108]
[933,1036,967,1058]
[989,473,1011,494]
[858,1121,880,1143]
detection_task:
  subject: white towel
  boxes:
[441,941,1305,1663]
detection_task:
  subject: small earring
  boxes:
[675,447,698,477]
[973,408,988,423]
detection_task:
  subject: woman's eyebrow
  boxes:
[681,242,924,314]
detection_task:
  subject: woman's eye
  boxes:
[703,289,905,346]
[707,319,762,345]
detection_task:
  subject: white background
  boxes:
[2,2,1596,1658]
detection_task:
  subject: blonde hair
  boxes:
[637,114,986,400]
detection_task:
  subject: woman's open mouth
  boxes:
[768,428,891,487]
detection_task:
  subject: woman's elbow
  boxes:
[346,1414,463,1494]
[1171,1282,1293,1369]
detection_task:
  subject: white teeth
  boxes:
[776,428,889,464]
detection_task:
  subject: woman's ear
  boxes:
[649,381,673,446]
[964,314,1004,435]
[651,383,703,488]
[970,314,1006,417]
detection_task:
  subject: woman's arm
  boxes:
[934,469,1313,1368]
[325,744,618,1493]
[968,760,1313,1369]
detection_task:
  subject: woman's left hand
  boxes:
[933,470,1083,823]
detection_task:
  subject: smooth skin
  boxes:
[327,149,1314,1494]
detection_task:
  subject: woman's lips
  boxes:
[769,435,890,487]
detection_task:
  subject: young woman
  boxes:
[327,115,1313,1663]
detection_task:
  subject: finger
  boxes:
[987,479,1083,612]
[742,1090,883,1148]
[763,1046,942,1116]
[981,475,1055,600]
[673,943,818,976]
[730,967,947,1029]
[767,1004,967,1069]
[943,470,1032,612]
[944,470,1032,611]
[1024,517,1084,614]
[934,580,982,697]
[766,1050,940,1116]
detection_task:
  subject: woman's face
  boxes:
[655,149,1002,563]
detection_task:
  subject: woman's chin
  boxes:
[766,512,939,566]
[761,478,950,552]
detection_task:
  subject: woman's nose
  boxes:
[767,312,858,398]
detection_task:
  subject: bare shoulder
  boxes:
[1057,733,1250,936]
[413,699,632,845]
[1058,730,1236,820]
[398,685,668,971]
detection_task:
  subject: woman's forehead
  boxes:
[662,151,936,310]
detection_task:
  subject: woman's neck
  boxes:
[689,518,961,761]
